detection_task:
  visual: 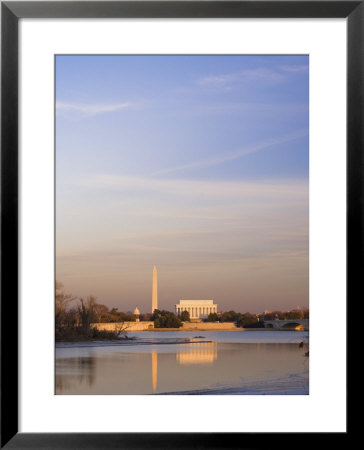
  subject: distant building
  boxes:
[133,306,140,322]
[175,300,217,319]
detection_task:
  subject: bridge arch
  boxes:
[263,319,308,330]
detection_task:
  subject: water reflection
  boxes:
[150,343,218,392]
[55,334,309,395]
[176,342,217,365]
[56,356,96,393]
[152,352,158,392]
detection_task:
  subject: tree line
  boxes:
[55,281,130,341]
[204,309,309,327]
[56,281,309,334]
[151,309,190,328]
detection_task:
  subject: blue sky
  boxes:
[56,55,309,314]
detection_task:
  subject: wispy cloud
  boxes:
[197,64,308,88]
[79,173,308,203]
[56,101,134,117]
[153,129,308,176]
[192,102,308,116]
[279,64,309,73]
[198,68,284,87]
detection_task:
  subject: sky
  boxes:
[56,55,309,314]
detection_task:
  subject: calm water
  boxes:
[55,331,309,395]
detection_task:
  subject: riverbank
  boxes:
[55,326,131,342]
[143,327,297,332]
[93,321,245,332]
[146,327,243,331]
[91,322,308,333]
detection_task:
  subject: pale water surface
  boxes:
[55,331,309,395]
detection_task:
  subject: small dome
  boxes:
[133,307,140,315]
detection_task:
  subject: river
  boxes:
[55,330,309,395]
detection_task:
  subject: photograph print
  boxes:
[55,55,309,395]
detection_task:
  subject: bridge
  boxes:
[264,319,309,331]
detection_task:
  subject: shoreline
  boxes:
[142,327,305,332]
[93,322,308,332]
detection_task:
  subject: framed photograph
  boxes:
[1,1,355,447]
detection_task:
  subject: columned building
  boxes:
[175,299,217,320]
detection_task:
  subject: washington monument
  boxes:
[152,266,158,313]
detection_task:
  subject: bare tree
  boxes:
[93,303,109,323]
[55,281,75,330]
[77,296,97,329]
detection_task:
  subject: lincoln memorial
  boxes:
[175,299,217,319]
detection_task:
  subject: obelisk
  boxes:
[152,266,158,313]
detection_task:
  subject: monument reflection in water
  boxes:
[151,342,217,392]
[55,333,308,395]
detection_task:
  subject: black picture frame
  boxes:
[1,1,355,448]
